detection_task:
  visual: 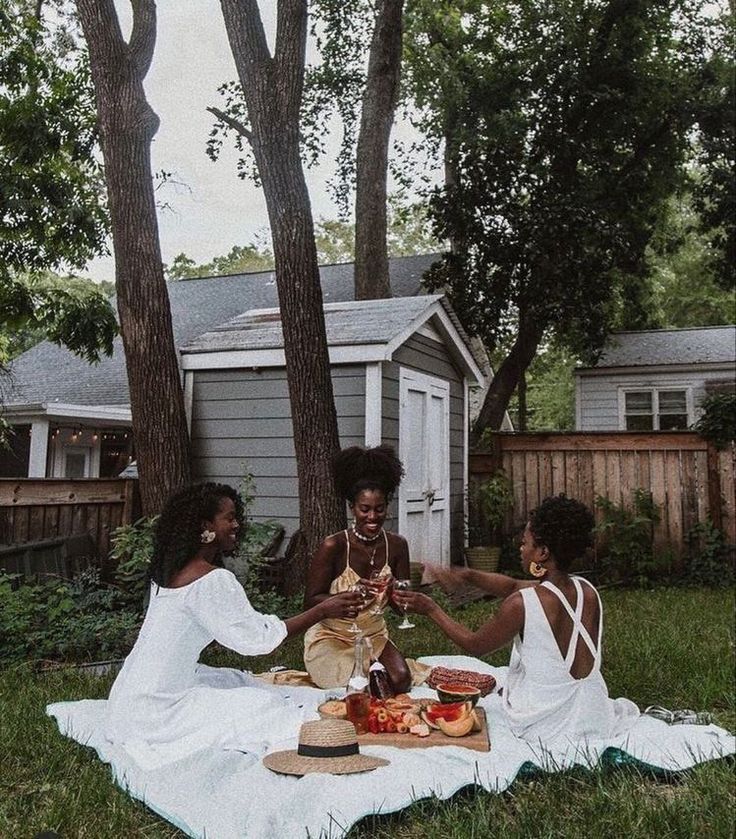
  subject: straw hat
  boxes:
[263,719,389,776]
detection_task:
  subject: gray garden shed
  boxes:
[180,294,486,567]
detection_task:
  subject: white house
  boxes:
[574,325,736,431]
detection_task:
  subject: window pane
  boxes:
[64,452,86,478]
[625,391,653,413]
[626,414,653,431]
[659,390,687,412]
[660,413,688,431]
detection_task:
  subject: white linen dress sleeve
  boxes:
[185,568,287,656]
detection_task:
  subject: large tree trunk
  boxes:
[219,0,344,569]
[472,317,544,441]
[77,0,191,514]
[354,0,404,300]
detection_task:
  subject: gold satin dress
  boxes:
[303,530,431,689]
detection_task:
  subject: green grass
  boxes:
[1,587,734,838]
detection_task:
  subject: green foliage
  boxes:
[467,469,513,546]
[594,491,663,586]
[223,471,290,615]
[0,3,108,275]
[163,198,439,281]
[109,516,158,609]
[0,570,140,664]
[684,520,734,588]
[693,392,736,450]
[643,192,736,329]
[0,271,117,364]
[165,242,274,280]
[690,9,735,291]
[497,341,577,431]
[408,0,721,367]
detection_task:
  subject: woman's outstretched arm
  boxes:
[423,563,536,599]
[394,589,524,657]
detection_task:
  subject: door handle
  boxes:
[424,489,436,506]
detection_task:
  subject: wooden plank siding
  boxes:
[0,478,140,567]
[191,365,366,541]
[389,333,466,563]
[470,432,735,556]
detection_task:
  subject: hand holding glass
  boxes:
[368,570,391,615]
[394,579,415,629]
[347,583,368,634]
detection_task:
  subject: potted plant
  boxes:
[465,470,513,572]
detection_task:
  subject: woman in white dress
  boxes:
[395,495,639,744]
[105,482,362,768]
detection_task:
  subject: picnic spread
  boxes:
[47,651,735,839]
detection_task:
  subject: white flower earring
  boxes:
[200,529,216,544]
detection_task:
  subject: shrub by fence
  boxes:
[471,432,735,559]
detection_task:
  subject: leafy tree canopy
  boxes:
[0,1,115,363]
[410,0,719,361]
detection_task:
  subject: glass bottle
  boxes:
[368,659,395,700]
[345,635,370,733]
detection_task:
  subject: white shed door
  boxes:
[398,368,451,567]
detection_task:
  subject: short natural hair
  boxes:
[528,495,594,570]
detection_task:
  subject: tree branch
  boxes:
[207,106,253,142]
[129,0,157,79]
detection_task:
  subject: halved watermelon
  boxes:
[420,701,470,729]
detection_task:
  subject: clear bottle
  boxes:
[368,659,395,700]
[345,635,370,733]
[346,635,369,694]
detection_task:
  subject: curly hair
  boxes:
[149,483,244,586]
[528,495,594,570]
[332,445,404,504]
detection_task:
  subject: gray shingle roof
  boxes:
[183,295,444,353]
[590,325,736,369]
[4,254,440,408]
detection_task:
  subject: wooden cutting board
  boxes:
[357,708,490,752]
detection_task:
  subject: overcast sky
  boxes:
[85,1,430,283]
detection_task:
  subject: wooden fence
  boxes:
[0,479,140,573]
[470,432,735,557]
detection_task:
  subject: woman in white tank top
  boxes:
[394,495,639,743]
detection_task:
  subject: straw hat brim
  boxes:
[263,749,389,776]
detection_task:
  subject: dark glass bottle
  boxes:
[368,660,395,700]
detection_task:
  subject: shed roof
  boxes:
[181,295,485,384]
[578,325,736,371]
[183,294,443,352]
[4,254,439,408]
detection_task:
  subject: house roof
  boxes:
[3,253,440,409]
[181,295,485,384]
[577,325,736,371]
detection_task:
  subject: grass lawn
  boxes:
[1,587,734,838]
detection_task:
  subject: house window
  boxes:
[623,389,689,431]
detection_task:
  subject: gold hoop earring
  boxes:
[529,561,547,578]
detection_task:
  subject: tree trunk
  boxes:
[77,0,191,515]
[472,318,544,441]
[354,0,404,300]
[219,0,345,563]
[517,369,527,431]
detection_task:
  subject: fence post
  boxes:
[706,442,723,531]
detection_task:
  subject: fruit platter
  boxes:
[318,693,490,752]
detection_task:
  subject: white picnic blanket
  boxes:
[46,655,735,839]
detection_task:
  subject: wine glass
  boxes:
[368,569,391,616]
[394,579,415,629]
[347,583,367,634]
